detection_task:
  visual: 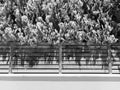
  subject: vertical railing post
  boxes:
[59,44,62,74]
[9,44,13,74]
[108,45,112,74]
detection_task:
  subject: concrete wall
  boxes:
[0,74,120,90]
[0,81,120,90]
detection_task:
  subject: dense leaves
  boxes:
[0,0,119,67]
[0,0,118,45]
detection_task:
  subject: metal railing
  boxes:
[0,43,119,74]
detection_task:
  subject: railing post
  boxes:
[9,45,13,74]
[108,45,112,74]
[59,44,62,74]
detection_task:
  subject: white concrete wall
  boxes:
[0,74,120,90]
[0,81,120,90]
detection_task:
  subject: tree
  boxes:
[0,0,119,68]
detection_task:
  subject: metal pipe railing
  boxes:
[0,44,118,74]
[108,45,112,74]
[59,44,62,74]
[9,45,13,74]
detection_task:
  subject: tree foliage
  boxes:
[0,0,119,67]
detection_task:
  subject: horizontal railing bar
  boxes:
[12,68,59,70]
[62,68,108,70]
[62,72,108,74]
[62,60,108,61]
[6,60,59,62]
[0,73,8,74]
[0,68,10,69]
[62,60,109,62]
[2,60,110,62]
[112,69,120,70]
[112,64,120,65]
[62,49,108,50]
[62,44,109,46]
[13,72,59,74]
[0,43,119,46]
[112,73,120,74]
[62,56,108,57]
[62,64,108,66]
[0,51,59,53]
[11,64,59,65]
[62,47,108,48]
[11,55,59,57]
[0,59,110,61]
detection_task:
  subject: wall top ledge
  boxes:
[0,74,120,81]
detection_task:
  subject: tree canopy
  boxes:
[0,0,119,46]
